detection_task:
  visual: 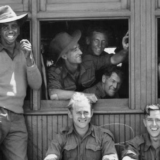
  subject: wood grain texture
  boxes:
[25,113,146,160]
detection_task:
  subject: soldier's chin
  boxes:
[108,92,115,97]
[93,50,101,56]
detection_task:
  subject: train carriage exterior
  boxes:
[0,0,160,159]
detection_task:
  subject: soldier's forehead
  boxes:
[72,101,91,109]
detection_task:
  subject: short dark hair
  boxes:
[87,26,109,40]
[144,104,160,116]
[103,66,124,82]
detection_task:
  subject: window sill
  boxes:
[24,99,144,115]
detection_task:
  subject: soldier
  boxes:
[0,5,42,160]
[122,104,160,160]
[44,92,118,160]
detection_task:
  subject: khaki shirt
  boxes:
[46,124,117,160]
[47,54,112,92]
[122,133,160,160]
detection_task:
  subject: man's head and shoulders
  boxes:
[134,104,160,146]
[48,30,83,76]
[83,26,109,57]
[122,104,160,160]
[0,5,36,68]
[84,66,123,99]
[47,31,98,101]
[60,92,113,139]
[0,5,27,52]
[44,92,118,160]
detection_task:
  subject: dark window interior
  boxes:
[40,19,129,99]
[158,19,160,98]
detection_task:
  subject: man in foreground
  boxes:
[44,92,118,160]
[122,104,160,160]
[0,5,42,160]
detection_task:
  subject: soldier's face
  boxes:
[143,110,160,140]
[65,44,83,64]
[102,72,121,97]
[89,31,108,56]
[68,101,93,132]
[0,21,20,45]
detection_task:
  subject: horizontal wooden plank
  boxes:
[46,3,122,12]
[47,0,119,3]
[0,4,24,11]
[23,100,144,115]
[0,0,22,4]
[37,10,130,19]
[25,112,145,159]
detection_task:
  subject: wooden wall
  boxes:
[0,0,159,160]
[25,112,146,160]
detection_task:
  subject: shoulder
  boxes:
[127,133,146,147]
[47,65,63,75]
[93,125,114,140]
[60,126,71,135]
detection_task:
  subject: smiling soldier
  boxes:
[44,92,118,160]
[0,5,42,160]
[122,104,160,160]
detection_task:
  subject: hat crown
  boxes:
[51,32,72,54]
[0,5,27,24]
[49,30,81,64]
[0,5,17,21]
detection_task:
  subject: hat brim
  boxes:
[0,13,28,24]
[56,30,81,63]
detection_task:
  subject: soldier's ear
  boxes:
[68,109,73,119]
[91,109,94,117]
[86,37,90,45]
[143,118,147,127]
[102,75,106,83]
[62,54,67,60]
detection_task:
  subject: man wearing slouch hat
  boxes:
[0,5,42,160]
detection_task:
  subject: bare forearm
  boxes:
[49,89,75,100]
[102,154,119,160]
[111,49,128,65]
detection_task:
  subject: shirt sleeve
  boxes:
[121,135,143,159]
[83,83,101,99]
[83,54,113,71]
[27,64,42,89]
[47,66,63,90]
[101,129,118,156]
[46,133,66,159]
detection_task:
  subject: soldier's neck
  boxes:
[65,62,79,74]
[151,137,160,149]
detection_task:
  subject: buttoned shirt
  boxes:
[46,124,117,160]
[47,54,112,92]
[122,133,160,160]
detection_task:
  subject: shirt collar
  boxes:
[0,41,19,50]
[67,123,95,137]
[0,41,20,55]
[144,133,153,151]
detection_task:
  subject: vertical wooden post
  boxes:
[31,0,41,110]
[130,0,156,110]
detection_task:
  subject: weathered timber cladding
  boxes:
[0,0,159,160]
[25,113,146,160]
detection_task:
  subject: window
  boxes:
[40,19,129,100]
